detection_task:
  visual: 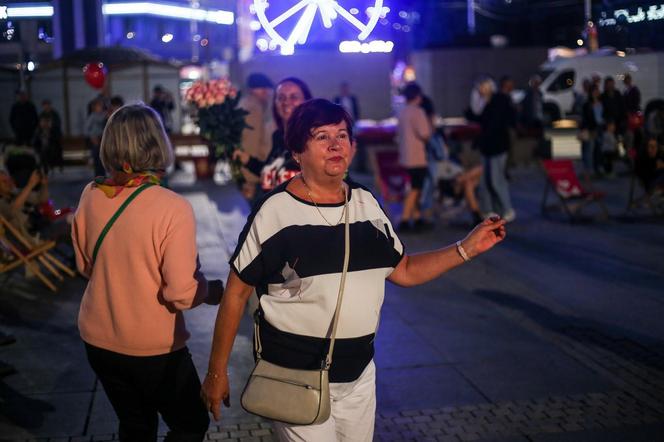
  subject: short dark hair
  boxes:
[402,82,421,102]
[420,95,435,118]
[110,95,125,107]
[284,98,353,154]
[272,77,313,130]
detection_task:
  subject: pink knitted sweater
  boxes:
[72,183,208,356]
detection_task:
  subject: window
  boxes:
[547,70,575,92]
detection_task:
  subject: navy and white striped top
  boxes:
[230,178,404,382]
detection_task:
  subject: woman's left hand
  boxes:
[461,217,507,259]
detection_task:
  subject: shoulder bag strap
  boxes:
[253,185,351,370]
[91,183,155,266]
[324,186,350,369]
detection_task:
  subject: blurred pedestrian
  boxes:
[477,76,517,222]
[635,137,664,194]
[39,99,62,136]
[580,84,604,175]
[623,73,641,114]
[233,77,312,207]
[150,85,175,133]
[520,75,544,132]
[72,104,223,440]
[238,73,274,201]
[623,73,642,151]
[601,120,618,175]
[601,76,626,135]
[418,94,439,228]
[9,91,38,147]
[32,115,63,174]
[85,99,107,178]
[397,82,433,232]
[334,81,360,121]
[107,95,125,118]
[467,76,495,122]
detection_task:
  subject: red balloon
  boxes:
[83,62,107,90]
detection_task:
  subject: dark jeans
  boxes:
[85,343,209,441]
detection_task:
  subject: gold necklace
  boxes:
[300,175,347,227]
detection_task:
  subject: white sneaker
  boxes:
[503,209,516,222]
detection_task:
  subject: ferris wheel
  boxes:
[253,0,384,54]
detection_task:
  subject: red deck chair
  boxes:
[541,159,609,222]
[368,149,410,219]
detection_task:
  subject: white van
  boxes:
[538,52,664,122]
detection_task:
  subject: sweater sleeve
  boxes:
[71,184,92,278]
[160,198,208,310]
[413,107,433,142]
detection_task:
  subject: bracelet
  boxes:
[206,371,228,379]
[455,240,470,262]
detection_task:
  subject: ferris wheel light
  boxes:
[254,0,384,53]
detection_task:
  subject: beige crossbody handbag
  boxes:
[240,189,350,425]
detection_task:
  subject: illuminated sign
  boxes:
[599,4,664,26]
[102,2,234,24]
[1,2,233,23]
[338,39,393,53]
[2,5,54,18]
[253,0,386,55]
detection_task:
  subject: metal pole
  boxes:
[468,0,476,35]
[585,0,591,22]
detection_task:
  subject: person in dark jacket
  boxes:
[623,73,641,113]
[9,91,38,146]
[520,75,544,132]
[477,76,517,222]
[601,77,626,134]
[32,115,63,173]
[38,100,62,135]
[333,81,360,121]
[635,137,664,194]
[581,84,604,174]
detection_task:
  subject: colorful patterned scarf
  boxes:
[93,163,164,198]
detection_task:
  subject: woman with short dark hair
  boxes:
[202,98,506,441]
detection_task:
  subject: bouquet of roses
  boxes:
[185,78,249,181]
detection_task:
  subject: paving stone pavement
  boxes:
[3,165,664,441]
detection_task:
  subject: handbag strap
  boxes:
[253,184,351,370]
[91,183,155,265]
[324,186,350,369]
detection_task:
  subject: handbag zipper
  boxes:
[252,374,315,389]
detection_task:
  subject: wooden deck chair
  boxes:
[540,159,609,222]
[0,215,75,292]
[368,149,410,219]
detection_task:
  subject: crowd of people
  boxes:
[2,67,662,439]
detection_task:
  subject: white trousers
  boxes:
[273,360,376,442]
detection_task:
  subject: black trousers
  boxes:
[85,343,209,442]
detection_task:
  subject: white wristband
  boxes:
[456,240,470,262]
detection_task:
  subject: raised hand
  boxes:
[232,149,251,166]
[461,217,507,259]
